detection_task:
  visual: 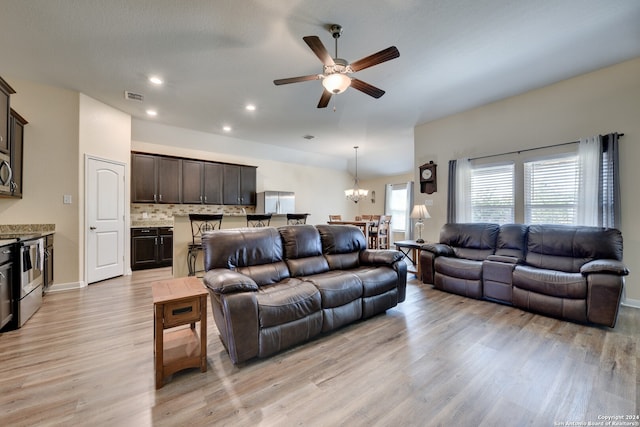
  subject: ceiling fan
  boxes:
[273,24,400,108]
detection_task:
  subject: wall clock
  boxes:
[419,161,437,194]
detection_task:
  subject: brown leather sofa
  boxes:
[420,223,629,327]
[202,224,407,364]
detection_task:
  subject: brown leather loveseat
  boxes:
[420,223,629,327]
[202,224,407,364]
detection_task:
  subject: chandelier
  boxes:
[345,146,368,203]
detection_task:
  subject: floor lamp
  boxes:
[410,204,431,243]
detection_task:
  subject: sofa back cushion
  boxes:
[202,228,290,286]
[439,223,500,261]
[495,223,529,260]
[316,224,366,270]
[525,225,623,273]
[278,225,330,277]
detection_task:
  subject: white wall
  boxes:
[0,78,81,286]
[414,57,640,303]
[79,94,132,281]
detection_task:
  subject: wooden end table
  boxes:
[152,276,208,389]
[394,240,424,279]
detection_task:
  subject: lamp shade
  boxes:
[410,204,431,219]
[322,73,351,94]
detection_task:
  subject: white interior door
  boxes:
[86,157,125,284]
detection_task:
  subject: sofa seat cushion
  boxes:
[513,265,586,299]
[256,279,321,328]
[435,257,483,280]
[352,266,398,297]
[303,271,363,308]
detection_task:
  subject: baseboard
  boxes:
[621,297,640,309]
[46,280,87,293]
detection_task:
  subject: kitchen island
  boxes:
[171,214,291,278]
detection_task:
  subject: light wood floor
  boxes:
[0,268,638,426]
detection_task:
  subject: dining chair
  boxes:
[328,215,342,221]
[370,215,391,249]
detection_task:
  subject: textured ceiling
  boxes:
[1,0,639,178]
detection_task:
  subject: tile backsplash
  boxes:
[131,204,255,224]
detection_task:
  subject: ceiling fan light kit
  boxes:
[274,24,400,108]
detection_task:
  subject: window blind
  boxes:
[524,155,579,224]
[470,163,514,224]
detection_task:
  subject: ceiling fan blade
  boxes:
[350,78,385,98]
[303,36,335,66]
[349,46,400,72]
[317,90,332,108]
[273,74,320,85]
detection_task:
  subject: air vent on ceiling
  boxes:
[124,91,144,102]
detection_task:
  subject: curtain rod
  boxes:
[469,133,624,162]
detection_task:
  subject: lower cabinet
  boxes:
[44,234,54,291]
[131,227,173,270]
[0,247,14,330]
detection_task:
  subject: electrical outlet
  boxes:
[424,199,434,206]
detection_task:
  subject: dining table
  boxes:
[327,220,377,247]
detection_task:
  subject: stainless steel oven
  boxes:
[18,237,44,327]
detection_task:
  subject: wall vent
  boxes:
[124,91,144,102]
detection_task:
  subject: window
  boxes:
[470,164,514,223]
[385,182,413,237]
[524,155,579,224]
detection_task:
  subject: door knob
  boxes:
[89,226,97,230]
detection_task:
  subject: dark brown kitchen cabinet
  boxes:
[9,109,27,198]
[0,77,15,155]
[131,153,181,203]
[182,160,223,204]
[223,164,256,205]
[0,244,14,330]
[44,234,54,291]
[131,227,173,270]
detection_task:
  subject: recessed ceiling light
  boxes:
[223,125,232,132]
[148,76,163,85]
[245,104,256,111]
[146,109,157,117]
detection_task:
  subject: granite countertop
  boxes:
[131,220,174,228]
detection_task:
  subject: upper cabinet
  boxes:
[132,152,255,206]
[131,153,181,204]
[0,77,15,155]
[223,164,257,205]
[182,160,223,205]
[0,76,26,199]
[9,109,27,198]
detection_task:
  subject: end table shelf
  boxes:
[152,276,208,389]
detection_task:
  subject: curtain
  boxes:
[577,133,621,228]
[446,160,457,223]
[455,158,472,223]
[602,133,621,228]
[577,135,602,226]
[446,158,471,223]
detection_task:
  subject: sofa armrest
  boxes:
[422,243,454,257]
[580,259,629,276]
[360,249,404,266]
[486,255,521,264]
[203,269,259,294]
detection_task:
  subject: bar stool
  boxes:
[246,214,272,227]
[187,214,223,276]
[286,213,309,225]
